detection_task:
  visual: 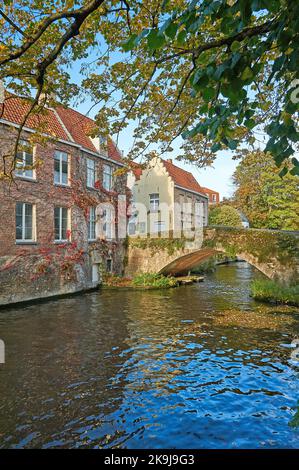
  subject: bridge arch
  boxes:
[126,228,298,285]
[158,247,276,281]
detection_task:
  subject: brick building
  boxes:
[201,187,220,204]
[0,94,128,306]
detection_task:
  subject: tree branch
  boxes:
[0,9,28,38]
[156,20,276,64]
[0,0,106,67]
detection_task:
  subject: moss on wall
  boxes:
[128,237,186,256]
[203,227,298,268]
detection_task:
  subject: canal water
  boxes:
[0,262,298,449]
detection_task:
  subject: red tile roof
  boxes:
[1,95,69,141]
[0,94,123,164]
[55,105,97,152]
[130,162,143,180]
[107,137,123,163]
[201,187,220,202]
[163,159,207,196]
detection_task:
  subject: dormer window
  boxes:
[99,134,106,146]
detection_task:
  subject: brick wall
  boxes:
[0,123,127,305]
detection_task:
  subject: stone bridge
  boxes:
[125,227,299,285]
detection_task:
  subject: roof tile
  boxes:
[1,95,123,163]
[163,159,206,195]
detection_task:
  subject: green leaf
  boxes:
[214,62,229,80]
[165,22,179,39]
[177,29,187,44]
[239,0,252,24]
[202,87,216,102]
[272,55,286,73]
[244,118,256,129]
[147,29,166,50]
[227,138,238,150]
[279,166,288,178]
[122,34,139,52]
[231,40,241,52]
[290,166,299,176]
[211,143,222,152]
[241,66,254,81]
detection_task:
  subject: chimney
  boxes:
[167,159,173,163]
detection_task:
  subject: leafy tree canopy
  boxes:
[232,150,299,230]
[0,0,298,173]
[208,204,243,227]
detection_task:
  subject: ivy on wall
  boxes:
[203,227,298,268]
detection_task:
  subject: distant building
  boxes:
[127,157,209,236]
[201,187,220,204]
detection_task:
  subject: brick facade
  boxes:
[201,187,220,204]
[0,122,128,306]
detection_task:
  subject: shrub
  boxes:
[132,273,178,288]
[209,204,243,227]
[251,279,299,306]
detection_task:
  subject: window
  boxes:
[103,164,113,190]
[99,134,106,148]
[103,207,113,239]
[154,221,165,233]
[137,222,146,234]
[86,158,96,188]
[212,194,217,202]
[92,263,100,283]
[88,207,96,240]
[186,197,192,214]
[149,193,159,212]
[106,259,112,273]
[128,221,136,235]
[54,151,69,185]
[15,141,34,179]
[16,202,35,242]
[54,207,69,241]
[179,194,184,212]
[195,200,203,228]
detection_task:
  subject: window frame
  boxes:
[154,221,165,233]
[88,207,96,241]
[106,258,113,273]
[103,164,113,191]
[54,150,69,186]
[102,207,114,240]
[15,141,35,180]
[149,193,159,212]
[15,202,36,243]
[54,206,70,242]
[86,158,96,188]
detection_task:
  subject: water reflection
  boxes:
[0,263,298,448]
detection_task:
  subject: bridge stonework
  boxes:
[126,227,299,285]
